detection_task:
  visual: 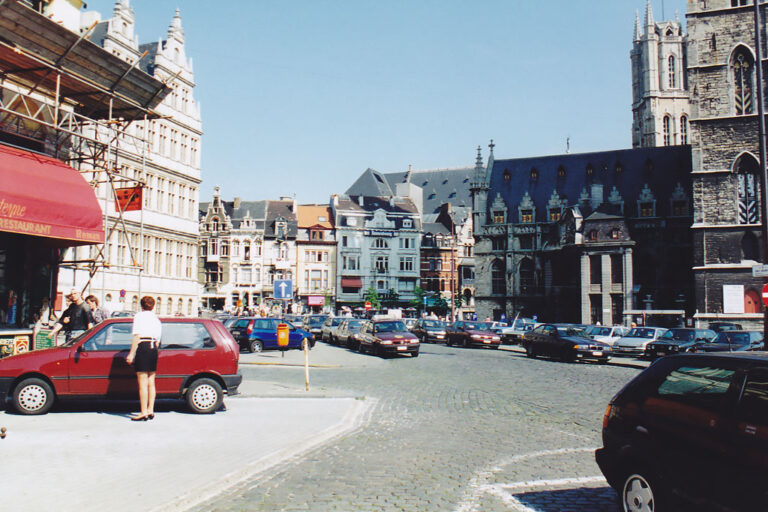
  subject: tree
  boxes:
[382,288,400,308]
[364,287,381,309]
[410,286,428,309]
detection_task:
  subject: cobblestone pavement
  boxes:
[192,344,645,511]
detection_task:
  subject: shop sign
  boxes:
[13,335,28,354]
[34,329,55,350]
[308,296,324,306]
[364,229,395,237]
[114,186,142,212]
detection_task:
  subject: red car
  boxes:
[357,319,420,357]
[445,321,501,348]
[0,318,242,415]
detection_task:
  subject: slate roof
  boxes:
[345,169,395,197]
[336,195,420,215]
[199,200,268,230]
[385,167,473,213]
[264,200,298,238]
[487,146,692,221]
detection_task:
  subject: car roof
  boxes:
[671,352,768,362]
[102,317,216,324]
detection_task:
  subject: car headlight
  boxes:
[380,340,392,345]
[471,334,482,339]
[492,336,500,341]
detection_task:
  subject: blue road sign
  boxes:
[274,279,293,300]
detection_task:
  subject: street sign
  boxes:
[364,301,372,310]
[274,279,293,300]
[753,264,768,277]
[762,283,768,307]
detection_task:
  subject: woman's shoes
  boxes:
[130,415,148,421]
[147,414,154,420]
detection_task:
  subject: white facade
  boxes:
[57,3,202,316]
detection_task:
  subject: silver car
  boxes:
[584,325,630,347]
[613,327,668,356]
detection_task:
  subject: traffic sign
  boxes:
[274,279,293,300]
[753,264,768,277]
[364,301,372,310]
[762,283,768,307]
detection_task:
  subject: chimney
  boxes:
[233,197,241,209]
[331,194,339,207]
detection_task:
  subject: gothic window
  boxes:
[668,55,676,89]
[491,259,506,295]
[520,209,533,223]
[519,258,534,295]
[680,115,688,144]
[742,231,760,261]
[503,170,511,181]
[670,182,689,217]
[549,209,561,222]
[732,47,755,116]
[493,211,505,224]
[736,154,760,224]
[663,116,672,146]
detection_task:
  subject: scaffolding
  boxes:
[0,0,171,296]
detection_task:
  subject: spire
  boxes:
[644,0,654,28]
[488,139,495,159]
[475,145,483,169]
[634,10,642,40]
[675,10,680,25]
[168,8,184,40]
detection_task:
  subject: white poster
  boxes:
[723,285,745,314]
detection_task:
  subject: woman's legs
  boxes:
[147,372,156,415]
[136,372,149,417]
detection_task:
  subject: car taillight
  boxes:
[602,404,613,429]
[247,320,253,336]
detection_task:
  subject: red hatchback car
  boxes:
[0,318,242,415]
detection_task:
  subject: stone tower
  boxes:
[630,1,690,148]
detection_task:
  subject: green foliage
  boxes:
[364,287,381,309]
[382,288,400,308]
[410,286,427,308]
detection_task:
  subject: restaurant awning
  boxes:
[0,144,104,245]
[341,277,363,288]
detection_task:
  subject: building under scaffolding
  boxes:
[0,0,202,327]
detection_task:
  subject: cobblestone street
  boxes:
[193,344,648,511]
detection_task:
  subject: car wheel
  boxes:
[525,344,536,358]
[249,339,263,353]
[186,378,223,414]
[446,337,452,347]
[13,377,55,415]
[622,471,666,512]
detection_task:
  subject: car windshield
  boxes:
[331,318,343,326]
[423,320,446,329]
[347,320,364,330]
[714,332,750,345]
[626,328,659,338]
[374,321,406,333]
[464,322,489,330]
[556,326,588,338]
[306,316,327,327]
[62,329,90,346]
[587,326,612,336]
[661,329,695,342]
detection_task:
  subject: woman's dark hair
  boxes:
[85,295,99,306]
[140,296,155,311]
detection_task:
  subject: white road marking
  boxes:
[455,447,600,512]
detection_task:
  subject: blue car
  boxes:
[247,318,314,352]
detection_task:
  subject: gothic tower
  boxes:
[630,1,690,148]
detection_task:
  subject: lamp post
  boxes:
[754,1,768,341]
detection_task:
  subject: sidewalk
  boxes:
[0,395,372,511]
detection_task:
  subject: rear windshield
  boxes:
[661,329,695,342]
[626,328,659,338]
[423,320,445,328]
[587,326,612,336]
[374,321,406,333]
[306,316,327,327]
[464,322,490,330]
[714,332,750,345]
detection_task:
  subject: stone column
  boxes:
[624,249,633,325]
[601,254,612,325]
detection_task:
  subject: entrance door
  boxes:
[745,289,761,314]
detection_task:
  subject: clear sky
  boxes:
[84,0,688,204]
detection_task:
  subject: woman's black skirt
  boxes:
[134,342,158,372]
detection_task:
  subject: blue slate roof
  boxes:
[386,167,473,214]
[487,146,692,220]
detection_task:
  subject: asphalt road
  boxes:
[193,343,649,511]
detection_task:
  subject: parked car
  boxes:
[522,323,611,363]
[283,314,304,327]
[690,330,764,353]
[110,311,135,318]
[320,316,344,343]
[247,318,314,352]
[228,316,259,352]
[0,318,241,415]
[357,320,419,357]
[596,352,768,511]
[335,318,366,349]
[487,321,508,334]
[221,317,240,329]
[613,327,669,357]
[302,314,329,340]
[445,321,501,348]
[410,319,448,343]
[584,325,630,347]
[645,328,717,359]
[403,318,417,330]
[500,318,537,345]
[708,321,743,332]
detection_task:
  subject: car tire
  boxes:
[621,470,667,512]
[525,344,536,358]
[249,339,263,353]
[186,378,223,414]
[446,337,452,347]
[13,377,55,415]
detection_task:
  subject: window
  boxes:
[530,168,538,181]
[310,230,324,241]
[342,236,348,247]
[733,47,754,115]
[519,258,534,295]
[611,254,623,283]
[403,219,413,228]
[520,235,534,250]
[374,238,389,249]
[590,255,601,284]
[663,116,671,146]
[737,154,760,224]
[491,260,505,295]
[399,238,414,249]
[82,323,133,351]
[557,166,566,178]
[503,170,511,181]
[493,211,505,224]
[739,369,768,425]
[672,200,688,216]
[520,209,533,223]
[375,256,388,273]
[680,115,688,144]
[342,255,359,270]
[161,323,215,349]
[731,0,752,6]
[656,365,736,411]
[610,228,621,240]
[399,257,415,272]
[640,202,655,217]
[491,237,507,251]
[549,209,561,222]
[668,55,676,89]
[588,230,599,241]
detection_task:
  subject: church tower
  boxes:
[630,1,690,148]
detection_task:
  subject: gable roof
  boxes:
[345,168,394,197]
[297,205,334,229]
[384,167,473,214]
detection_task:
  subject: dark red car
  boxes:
[357,319,420,357]
[0,318,241,415]
[445,321,501,348]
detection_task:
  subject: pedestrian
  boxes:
[85,295,110,324]
[50,289,94,344]
[126,296,162,421]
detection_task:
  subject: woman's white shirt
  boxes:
[132,311,162,339]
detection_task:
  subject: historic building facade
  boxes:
[686,0,766,327]
[56,2,202,316]
[631,1,690,148]
[472,143,694,325]
[296,205,336,313]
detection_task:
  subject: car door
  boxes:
[69,322,136,396]
[540,325,559,356]
[156,321,217,395]
[260,319,279,349]
[230,318,250,344]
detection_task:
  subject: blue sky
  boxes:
[85,0,688,204]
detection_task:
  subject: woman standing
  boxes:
[126,296,162,421]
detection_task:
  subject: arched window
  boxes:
[732,47,755,115]
[680,115,688,144]
[519,258,535,295]
[188,299,194,316]
[735,154,760,224]
[668,55,676,88]
[167,297,173,315]
[177,298,183,315]
[211,218,219,232]
[742,231,760,261]
[663,116,672,146]
[156,297,162,315]
[491,260,506,295]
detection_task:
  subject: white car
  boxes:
[500,318,537,344]
[613,327,669,356]
[584,325,630,347]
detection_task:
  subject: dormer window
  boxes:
[586,164,594,179]
[310,230,324,241]
[403,219,413,228]
[588,230,599,241]
[549,209,561,222]
[520,209,533,223]
[318,216,327,222]
[530,168,538,181]
[640,202,655,217]
[211,218,219,232]
[615,162,623,174]
[610,228,621,240]
[503,170,511,181]
[493,210,505,224]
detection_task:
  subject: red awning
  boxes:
[0,144,104,245]
[341,277,363,288]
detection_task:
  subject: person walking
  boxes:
[126,296,162,421]
[85,295,110,324]
[50,289,94,344]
